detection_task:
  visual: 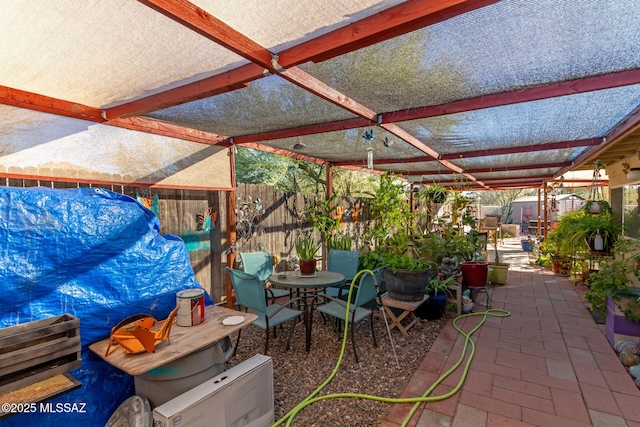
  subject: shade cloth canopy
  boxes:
[1,0,639,189]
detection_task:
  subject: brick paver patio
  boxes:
[383,238,640,427]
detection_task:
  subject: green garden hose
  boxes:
[271,270,510,427]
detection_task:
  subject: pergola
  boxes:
[1,0,640,192]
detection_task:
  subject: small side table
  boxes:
[380,293,427,336]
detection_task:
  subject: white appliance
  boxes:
[153,354,274,427]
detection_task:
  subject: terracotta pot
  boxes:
[551,256,571,276]
[299,259,316,276]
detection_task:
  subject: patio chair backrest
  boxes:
[484,215,501,229]
[353,266,387,308]
[225,268,267,313]
[327,249,361,282]
[239,251,273,282]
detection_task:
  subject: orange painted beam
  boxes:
[119,0,496,118]
[0,172,234,191]
[233,117,371,144]
[381,123,465,174]
[238,142,329,165]
[108,116,229,145]
[104,79,250,119]
[439,138,601,160]
[137,0,380,121]
[384,68,640,123]
[139,0,274,69]
[555,106,640,177]
[279,0,499,66]
[0,85,104,122]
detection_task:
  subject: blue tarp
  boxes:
[0,186,210,425]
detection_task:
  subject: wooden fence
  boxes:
[2,179,372,302]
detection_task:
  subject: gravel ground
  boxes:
[225,308,449,426]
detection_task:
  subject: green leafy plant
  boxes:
[305,193,340,243]
[576,211,622,254]
[582,199,613,215]
[426,275,456,296]
[358,246,433,273]
[364,172,415,244]
[295,234,320,260]
[327,232,353,251]
[585,238,640,321]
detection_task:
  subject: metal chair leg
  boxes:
[232,329,242,357]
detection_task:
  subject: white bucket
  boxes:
[176,288,205,327]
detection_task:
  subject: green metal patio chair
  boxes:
[312,266,386,363]
[323,249,360,298]
[225,267,305,356]
[239,251,291,302]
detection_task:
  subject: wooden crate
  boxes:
[0,314,81,396]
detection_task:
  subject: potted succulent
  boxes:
[295,234,320,276]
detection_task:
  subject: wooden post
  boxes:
[323,164,333,270]
[537,187,542,237]
[226,146,237,308]
[543,183,549,238]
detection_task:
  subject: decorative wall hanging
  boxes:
[363,128,375,169]
[195,207,217,232]
[332,205,345,227]
[236,196,265,241]
[136,191,159,215]
[351,204,361,225]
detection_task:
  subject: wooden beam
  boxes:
[233,117,371,144]
[465,162,572,174]
[439,138,601,160]
[335,155,435,167]
[137,0,380,121]
[0,85,104,122]
[238,142,329,165]
[277,67,378,121]
[279,0,499,66]
[117,0,496,118]
[556,107,640,177]
[384,68,640,123]
[107,116,229,145]
[104,79,251,119]
[139,0,274,69]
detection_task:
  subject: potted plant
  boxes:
[416,276,456,320]
[543,210,586,276]
[576,211,622,256]
[521,235,535,252]
[584,239,640,346]
[488,230,509,285]
[360,244,434,302]
[417,184,450,225]
[295,234,320,276]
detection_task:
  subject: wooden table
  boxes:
[89,305,257,376]
[380,293,428,336]
[269,270,345,351]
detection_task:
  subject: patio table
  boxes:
[269,270,345,351]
